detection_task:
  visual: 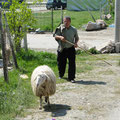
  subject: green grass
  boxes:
[32,10,114,31]
[0,49,95,119]
[1,49,118,119]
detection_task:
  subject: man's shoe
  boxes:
[71,80,75,83]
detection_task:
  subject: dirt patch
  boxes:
[16,54,120,120]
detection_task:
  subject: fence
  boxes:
[27,2,54,32]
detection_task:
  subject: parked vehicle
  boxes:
[46,0,67,10]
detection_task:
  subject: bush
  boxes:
[88,47,100,54]
[76,47,100,55]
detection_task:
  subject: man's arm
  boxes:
[55,35,66,42]
[74,29,79,48]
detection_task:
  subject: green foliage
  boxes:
[16,49,57,76]
[76,47,100,55]
[0,49,57,119]
[108,0,115,15]
[88,47,100,54]
[6,0,35,51]
[33,10,101,31]
[76,49,88,55]
[0,70,36,119]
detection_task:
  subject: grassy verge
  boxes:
[32,10,114,31]
[0,49,119,119]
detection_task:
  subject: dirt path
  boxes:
[16,54,120,120]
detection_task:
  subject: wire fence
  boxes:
[27,2,54,32]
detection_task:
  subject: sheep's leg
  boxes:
[45,96,51,108]
[45,96,48,103]
[39,96,42,110]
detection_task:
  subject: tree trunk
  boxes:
[0,10,9,83]
[4,13,19,69]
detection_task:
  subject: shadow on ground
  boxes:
[44,104,71,117]
[76,80,106,85]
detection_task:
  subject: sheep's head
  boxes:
[36,73,48,88]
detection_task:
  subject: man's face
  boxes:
[63,18,71,28]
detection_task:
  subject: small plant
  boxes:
[76,49,88,55]
[76,47,100,55]
[88,47,100,54]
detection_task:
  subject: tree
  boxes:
[108,0,115,15]
[6,0,35,52]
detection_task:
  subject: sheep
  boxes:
[31,65,56,109]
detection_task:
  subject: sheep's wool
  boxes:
[31,65,56,97]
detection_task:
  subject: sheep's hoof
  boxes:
[39,106,42,110]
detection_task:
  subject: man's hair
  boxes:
[64,16,71,22]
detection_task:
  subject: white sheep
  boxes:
[31,65,56,109]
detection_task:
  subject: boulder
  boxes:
[86,20,107,31]
[99,41,116,53]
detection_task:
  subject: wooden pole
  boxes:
[23,0,28,51]
[65,40,112,66]
[61,6,63,24]
[23,30,28,51]
[51,7,53,32]
[4,13,19,69]
[0,9,9,83]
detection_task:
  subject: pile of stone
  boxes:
[86,19,107,31]
[99,41,116,53]
[102,14,112,20]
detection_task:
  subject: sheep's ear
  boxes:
[34,75,40,81]
[44,73,49,82]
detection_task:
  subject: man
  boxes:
[54,16,79,83]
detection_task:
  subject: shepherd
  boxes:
[54,16,79,83]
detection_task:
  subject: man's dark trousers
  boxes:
[57,46,76,80]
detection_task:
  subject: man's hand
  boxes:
[74,43,78,48]
[55,35,66,42]
[60,36,66,42]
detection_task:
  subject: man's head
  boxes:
[63,16,71,28]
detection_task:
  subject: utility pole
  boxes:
[115,0,120,53]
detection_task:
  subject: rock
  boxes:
[35,28,45,34]
[99,41,116,53]
[20,74,29,79]
[102,14,112,20]
[86,21,101,31]
[77,41,89,51]
[96,19,107,29]
[86,20,107,31]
